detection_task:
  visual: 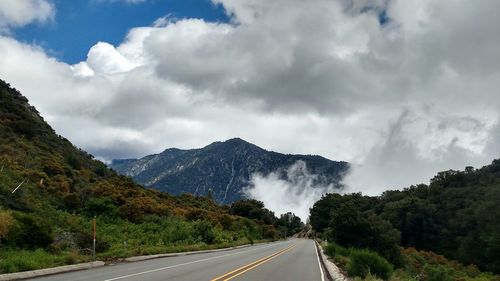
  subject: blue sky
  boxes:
[12,0,229,64]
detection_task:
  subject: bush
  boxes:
[218,214,233,230]
[262,225,278,239]
[347,249,393,280]
[85,198,118,218]
[0,211,15,241]
[424,264,454,281]
[9,212,53,249]
[193,220,215,244]
[324,242,347,257]
[324,243,335,257]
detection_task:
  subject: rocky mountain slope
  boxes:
[110,138,349,204]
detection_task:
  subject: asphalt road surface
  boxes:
[31,239,325,281]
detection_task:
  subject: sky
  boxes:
[12,0,229,64]
[1,0,500,197]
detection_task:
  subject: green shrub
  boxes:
[424,264,454,281]
[218,214,233,230]
[9,212,53,249]
[324,242,351,258]
[324,242,335,257]
[84,198,118,218]
[347,249,393,280]
[193,220,215,244]
[161,218,193,243]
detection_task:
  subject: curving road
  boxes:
[30,239,325,281]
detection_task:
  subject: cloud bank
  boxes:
[0,0,499,196]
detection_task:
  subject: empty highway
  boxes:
[30,239,325,281]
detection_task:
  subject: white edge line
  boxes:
[103,242,287,281]
[314,241,325,281]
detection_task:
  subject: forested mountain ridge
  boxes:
[310,160,500,277]
[110,138,349,204]
[0,79,291,273]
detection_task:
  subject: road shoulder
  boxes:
[315,241,350,281]
[0,261,105,281]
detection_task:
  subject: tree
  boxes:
[328,203,403,266]
[277,212,304,236]
[309,193,343,233]
[381,196,438,249]
[310,193,371,233]
[229,199,276,225]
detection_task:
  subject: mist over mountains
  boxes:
[110,138,349,204]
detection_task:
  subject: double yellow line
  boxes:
[211,244,296,281]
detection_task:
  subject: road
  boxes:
[30,239,325,281]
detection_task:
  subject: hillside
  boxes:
[0,78,221,221]
[0,79,286,273]
[110,138,348,204]
[310,160,500,278]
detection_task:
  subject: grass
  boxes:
[0,249,89,274]
[97,237,264,260]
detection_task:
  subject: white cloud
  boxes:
[245,161,338,222]
[0,0,54,30]
[86,42,138,75]
[71,62,95,78]
[0,0,499,195]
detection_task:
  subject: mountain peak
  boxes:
[223,137,249,144]
[206,137,254,148]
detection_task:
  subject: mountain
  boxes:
[110,138,349,204]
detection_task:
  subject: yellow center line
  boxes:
[211,244,296,281]
[210,245,293,281]
[222,246,295,281]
